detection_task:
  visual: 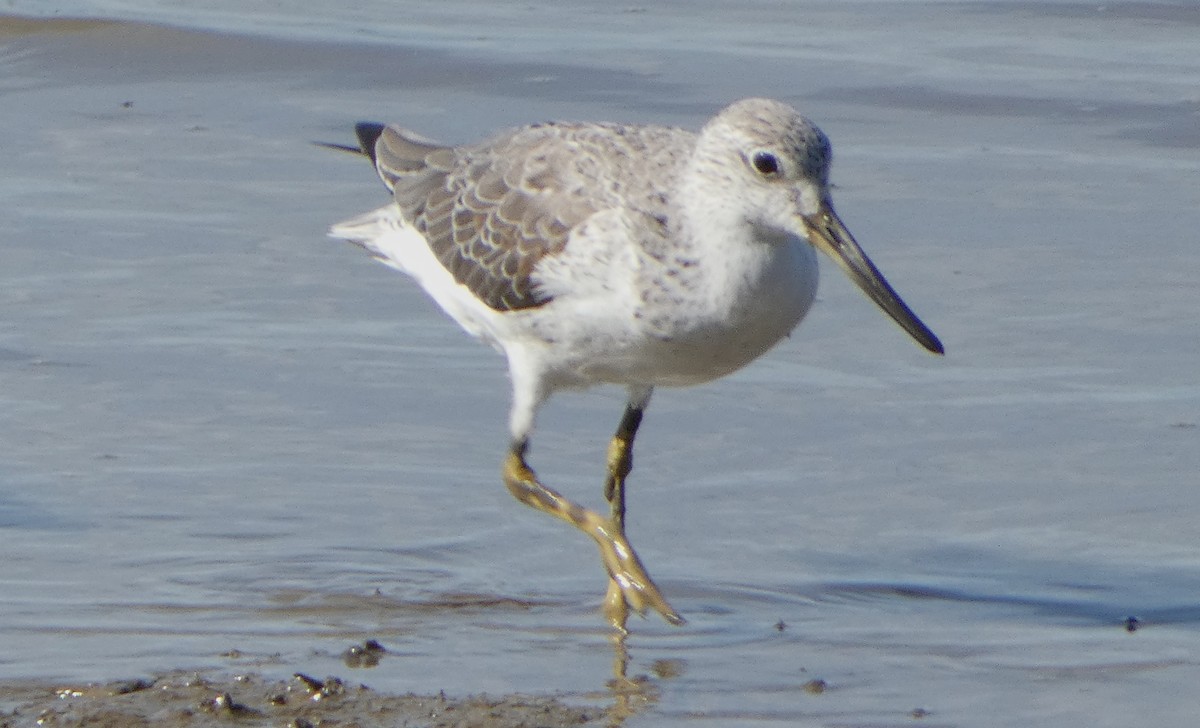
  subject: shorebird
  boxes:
[328,98,942,631]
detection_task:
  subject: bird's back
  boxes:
[355,120,695,312]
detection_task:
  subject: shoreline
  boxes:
[0,670,606,728]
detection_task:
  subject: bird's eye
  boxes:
[751,151,780,177]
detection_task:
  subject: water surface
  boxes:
[1,2,1198,725]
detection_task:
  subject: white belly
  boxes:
[333,205,820,392]
[533,236,819,389]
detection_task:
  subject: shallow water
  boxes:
[1,2,1199,725]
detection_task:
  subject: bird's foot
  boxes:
[502,443,683,631]
[596,528,685,631]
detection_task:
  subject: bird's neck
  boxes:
[667,157,818,328]
[674,160,753,253]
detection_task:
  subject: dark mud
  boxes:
[0,671,602,728]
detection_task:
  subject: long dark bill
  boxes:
[802,204,944,355]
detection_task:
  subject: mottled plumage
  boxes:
[356,120,694,311]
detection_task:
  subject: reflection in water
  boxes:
[600,632,685,726]
[341,638,387,668]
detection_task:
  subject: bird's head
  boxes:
[695,98,943,355]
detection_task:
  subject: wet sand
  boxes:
[0,670,600,727]
[1,634,678,726]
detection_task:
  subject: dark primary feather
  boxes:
[354,122,386,164]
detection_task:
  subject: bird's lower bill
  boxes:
[801,206,944,355]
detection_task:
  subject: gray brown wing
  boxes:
[367,123,600,311]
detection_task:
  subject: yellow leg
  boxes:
[604,405,643,531]
[503,439,684,631]
[603,404,643,630]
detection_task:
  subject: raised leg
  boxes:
[503,438,684,631]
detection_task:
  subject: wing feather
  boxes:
[365,124,598,311]
[359,120,692,312]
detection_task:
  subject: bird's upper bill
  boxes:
[800,202,944,355]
